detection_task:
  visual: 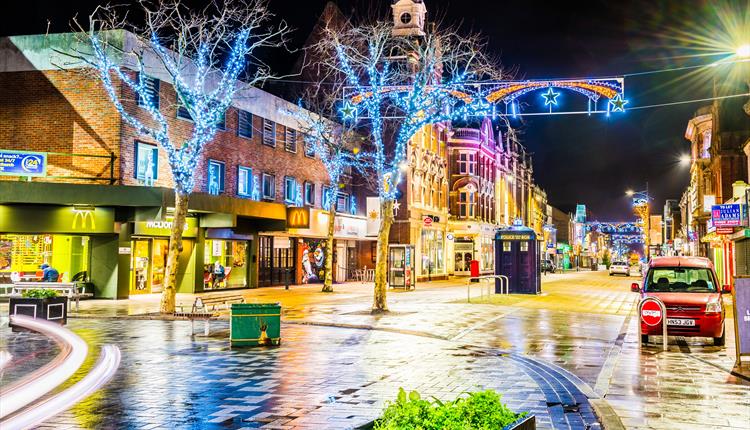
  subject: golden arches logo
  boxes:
[71,210,96,230]
[287,207,310,229]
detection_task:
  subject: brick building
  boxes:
[0,32,375,298]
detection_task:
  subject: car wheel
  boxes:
[641,334,649,344]
[714,327,726,346]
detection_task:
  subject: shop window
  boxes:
[136,73,160,109]
[263,118,276,147]
[208,160,225,195]
[304,181,315,206]
[237,166,252,197]
[284,176,297,203]
[0,234,90,284]
[204,239,248,289]
[336,193,349,213]
[262,173,276,200]
[421,229,444,274]
[135,141,158,185]
[285,128,297,153]
[238,110,253,138]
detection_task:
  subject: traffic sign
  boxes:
[641,299,663,326]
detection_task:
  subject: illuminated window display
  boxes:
[0,234,90,284]
[204,239,248,289]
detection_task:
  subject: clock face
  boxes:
[400,12,412,24]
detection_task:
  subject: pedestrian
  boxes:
[212,261,225,288]
[40,263,59,282]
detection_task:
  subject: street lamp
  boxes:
[679,153,691,166]
[737,44,750,58]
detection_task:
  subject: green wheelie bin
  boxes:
[230,303,281,346]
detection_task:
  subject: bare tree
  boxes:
[315,21,502,312]
[64,0,289,312]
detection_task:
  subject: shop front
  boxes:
[203,229,251,290]
[447,221,495,276]
[274,208,372,286]
[129,217,198,295]
[0,204,117,296]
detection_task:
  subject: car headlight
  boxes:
[705,301,722,314]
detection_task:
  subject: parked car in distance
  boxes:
[542,259,556,273]
[631,256,728,346]
[609,261,630,276]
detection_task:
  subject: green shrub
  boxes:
[374,388,526,430]
[21,289,59,299]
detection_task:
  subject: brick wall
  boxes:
[0,70,121,183]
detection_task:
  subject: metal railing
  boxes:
[467,275,509,303]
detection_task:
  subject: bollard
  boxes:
[284,268,291,290]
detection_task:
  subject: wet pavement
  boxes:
[2,270,749,429]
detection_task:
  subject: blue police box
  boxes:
[494,223,541,294]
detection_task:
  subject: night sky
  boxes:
[3,0,749,220]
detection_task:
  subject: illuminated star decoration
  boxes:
[608,94,628,112]
[541,87,559,107]
[339,100,357,121]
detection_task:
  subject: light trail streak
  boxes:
[0,315,88,419]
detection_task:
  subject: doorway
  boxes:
[129,238,170,294]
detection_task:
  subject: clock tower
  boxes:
[391,0,427,38]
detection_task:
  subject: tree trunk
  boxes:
[159,192,189,314]
[322,208,336,292]
[373,199,394,313]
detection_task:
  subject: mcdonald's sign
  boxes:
[287,207,310,229]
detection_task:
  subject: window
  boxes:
[322,186,334,209]
[135,141,158,185]
[284,176,297,203]
[371,242,377,263]
[520,242,529,252]
[263,118,276,147]
[136,74,160,109]
[457,153,476,175]
[304,135,315,157]
[215,110,226,130]
[262,173,275,199]
[336,193,349,213]
[503,242,511,252]
[458,190,476,218]
[237,166,252,197]
[285,128,297,153]
[177,103,192,121]
[304,182,315,206]
[207,160,225,194]
[238,110,253,138]
[645,267,717,293]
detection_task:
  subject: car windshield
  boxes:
[613,262,627,266]
[645,267,717,293]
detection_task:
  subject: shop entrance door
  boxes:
[130,240,151,294]
[258,236,273,287]
[150,239,169,293]
[336,243,347,282]
[453,241,473,276]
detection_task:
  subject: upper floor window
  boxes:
[176,101,193,121]
[458,153,476,175]
[237,166,252,197]
[336,193,349,213]
[304,135,315,158]
[262,173,275,200]
[207,160,225,195]
[284,176,297,203]
[263,119,276,147]
[458,190,476,218]
[215,110,226,130]
[135,141,158,185]
[701,131,711,159]
[285,128,297,153]
[304,182,315,206]
[238,110,253,138]
[136,74,160,109]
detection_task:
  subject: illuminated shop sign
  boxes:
[133,217,198,237]
[0,150,47,177]
[287,207,311,229]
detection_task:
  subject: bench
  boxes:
[11,282,93,311]
[174,295,245,336]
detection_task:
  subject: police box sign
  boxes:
[711,204,745,228]
[0,150,47,177]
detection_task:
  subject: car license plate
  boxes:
[667,318,695,326]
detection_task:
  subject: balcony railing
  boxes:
[1,149,117,185]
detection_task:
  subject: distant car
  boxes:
[632,256,728,346]
[542,259,556,273]
[609,262,630,276]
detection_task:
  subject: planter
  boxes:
[9,296,68,325]
[355,414,535,430]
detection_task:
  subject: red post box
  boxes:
[470,260,480,278]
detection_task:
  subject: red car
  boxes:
[631,256,729,346]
